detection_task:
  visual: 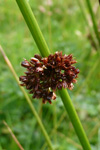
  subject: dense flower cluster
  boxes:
[19,51,79,104]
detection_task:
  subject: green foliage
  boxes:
[0,0,100,150]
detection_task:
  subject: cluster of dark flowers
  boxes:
[19,51,79,104]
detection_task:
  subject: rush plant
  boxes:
[0,0,93,150]
[15,0,91,150]
[13,0,92,149]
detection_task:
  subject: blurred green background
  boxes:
[0,0,100,150]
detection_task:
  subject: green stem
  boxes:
[15,0,91,149]
[59,89,91,150]
[0,46,53,150]
[54,58,100,131]
[85,0,100,45]
[76,0,99,50]
[16,0,50,57]
[0,145,3,150]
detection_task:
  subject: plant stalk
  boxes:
[16,0,50,57]
[3,121,24,150]
[59,89,91,150]
[85,0,100,45]
[15,0,91,149]
[0,45,53,150]
[76,0,99,50]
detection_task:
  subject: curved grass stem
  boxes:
[3,121,24,150]
[0,45,53,150]
[15,0,91,149]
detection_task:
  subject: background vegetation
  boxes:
[0,0,100,149]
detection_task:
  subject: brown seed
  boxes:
[21,60,30,68]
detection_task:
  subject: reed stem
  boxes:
[16,0,50,57]
[85,0,100,45]
[3,121,24,150]
[76,0,99,50]
[0,45,53,150]
[15,0,91,149]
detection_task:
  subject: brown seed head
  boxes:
[19,51,79,104]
